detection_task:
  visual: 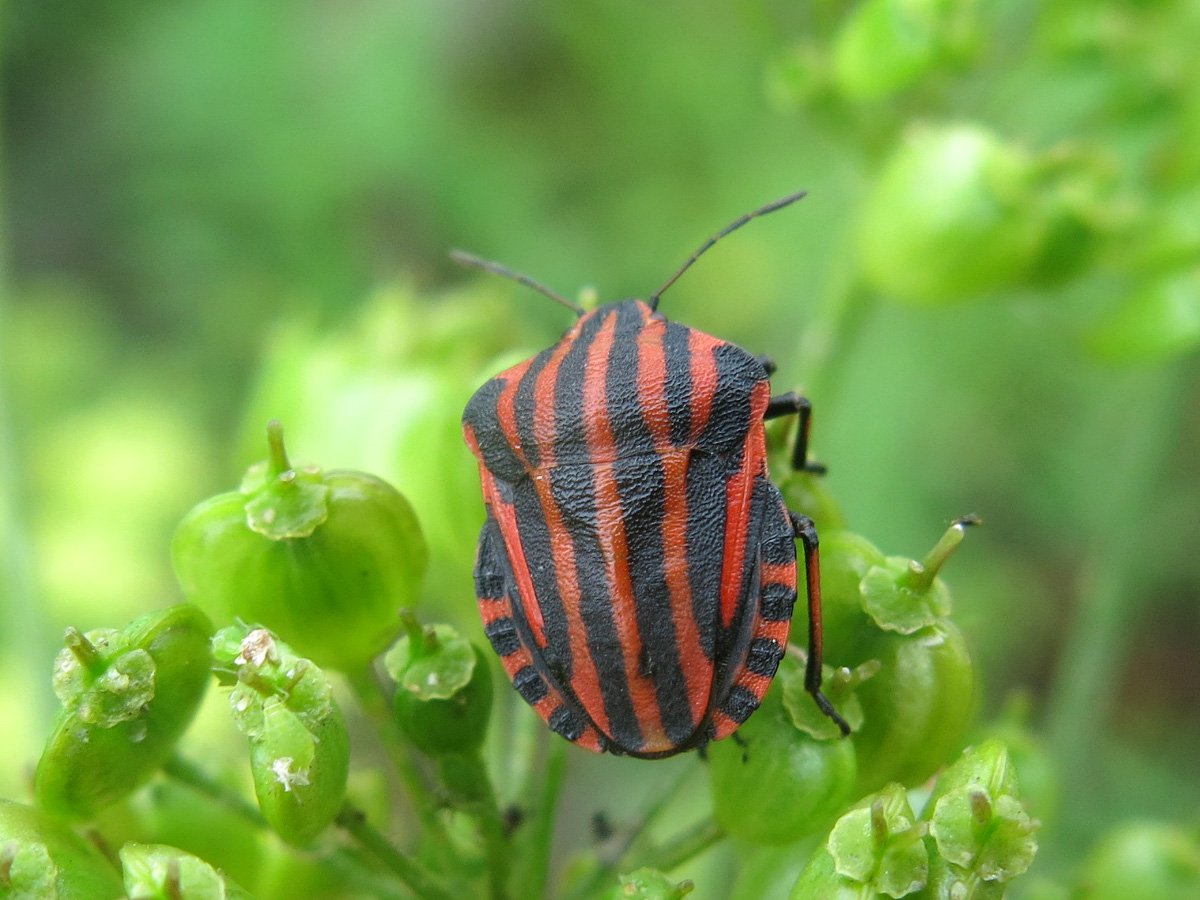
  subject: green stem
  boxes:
[264,420,292,478]
[649,819,726,874]
[344,667,452,847]
[163,754,266,828]
[565,760,700,899]
[517,737,566,899]
[436,751,511,900]
[1045,367,1182,846]
[335,804,457,900]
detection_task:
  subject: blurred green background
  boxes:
[2,0,1198,895]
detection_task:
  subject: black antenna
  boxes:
[648,191,808,311]
[450,249,585,318]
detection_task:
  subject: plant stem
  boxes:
[1045,367,1182,848]
[344,665,451,852]
[517,737,566,899]
[436,751,511,900]
[163,753,266,828]
[335,804,457,900]
[649,818,726,874]
[565,760,700,899]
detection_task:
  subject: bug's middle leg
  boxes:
[765,391,824,474]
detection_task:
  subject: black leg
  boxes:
[765,392,825,474]
[790,511,851,736]
[755,355,778,377]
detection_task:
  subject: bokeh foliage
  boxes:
[2,0,1199,897]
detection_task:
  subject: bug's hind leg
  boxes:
[765,391,825,474]
[789,510,851,736]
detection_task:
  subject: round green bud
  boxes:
[172,422,427,672]
[120,842,254,899]
[708,673,857,846]
[0,799,125,898]
[386,620,493,756]
[859,124,1045,305]
[851,619,975,794]
[35,605,213,819]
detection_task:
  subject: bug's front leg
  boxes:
[765,391,825,475]
[789,510,851,736]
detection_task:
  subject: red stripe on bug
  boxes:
[584,310,670,752]
[716,382,772,629]
[520,335,616,738]
[759,561,796,587]
[685,328,721,441]
[634,308,711,727]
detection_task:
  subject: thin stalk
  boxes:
[344,665,451,851]
[517,737,567,899]
[436,751,511,900]
[163,753,266,828]
[335,804,457,900]
[565,760,700,899]
[1045,367,1183,846]
[646,819,726,874]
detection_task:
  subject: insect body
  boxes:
[459,194,849,758]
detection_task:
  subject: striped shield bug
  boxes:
[456,193,850,758]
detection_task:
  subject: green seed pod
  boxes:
[708,660,857,846]
[120,842,254,899]
[846,520,978,794]
[859,124,1046,305]
[852,619,975,794]
[35,605,213,819]
[212,625,349,846]
[0,799,125,898]
[172,421,427,672]
[386,618,493,756]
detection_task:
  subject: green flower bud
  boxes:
[852,619,975,794]
[609,868,695,899]
[789,845,869,900]
[829,784,929,898]
[385,618,493,756]
[120,843,254,899]
[1077,821,1200,900]
[859,124,1045,305]
[35,605,212,819]
[212,626,349,846]
[709,657,857,846]
[915,740,1039,897]
[172,421,427,671]
[0,799,125,898]
[846,520,978,793]
[832,0,978,101]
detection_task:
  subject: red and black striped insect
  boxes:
[457,192,849,758]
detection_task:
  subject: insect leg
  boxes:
[789,511,851,736]
[765,392,825,474]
